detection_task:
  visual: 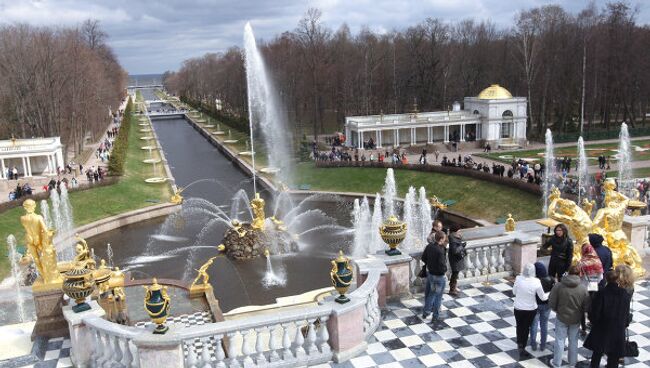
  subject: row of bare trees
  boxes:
[164,2,650,140]
[0,20,127,158]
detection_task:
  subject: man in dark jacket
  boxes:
[584,270,631,368]
[422,231,447,321]
[447,224,465,296]
[589,233,613,272]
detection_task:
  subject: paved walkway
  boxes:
[5,276,650,368]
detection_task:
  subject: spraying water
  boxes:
[577,137,589,204]
[48,187,76,260]
[382,168,397,218]
[106,243,114,268]
[262,253,286,288]
[370,193,383,255]
[543,129,556,215]
[351,197,372,257]
[418,187,432,246]
[402,187,417,250]
[618,122,633,196]
[7,235,26,323]
[243,22,294,188]
[40,200,52,229]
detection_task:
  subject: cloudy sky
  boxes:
[0,0,647,74]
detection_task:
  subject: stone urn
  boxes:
[380,215,407,256]
[143,278,170,334]
[330,251,353,304]
[62,267,95,313]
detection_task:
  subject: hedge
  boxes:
[108,98,133,175]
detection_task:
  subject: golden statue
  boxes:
[547,187,593,261]
[505,214,516,232]
[581,198,596,218]
[20,199,62,286]
[190,257,216,297]
[170,187,184,205]
[73,235,96,270]
[250,192,266,230]
[593,179,645,276]
[430,195,447,210]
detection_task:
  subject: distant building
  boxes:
[344,84,527,149]
[0,137,64,178]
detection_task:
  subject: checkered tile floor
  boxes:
[5,280,650,368]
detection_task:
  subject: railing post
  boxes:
[327,301,367,363]
[132,327,184,368]
[510,232,539,274]
[62,301,106,368]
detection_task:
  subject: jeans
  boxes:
[423,274,446,318]
[514,309,537,349]
[553,319,580,367]
[530,303,550,349]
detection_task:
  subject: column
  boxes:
[357,131,362,149]
[460,124,465,142]
[410,128,415,145]
[375,130,381,148]
[427,126,432,144]
[395,129,400,147]
[55,149,64,170]
[378,130,382,147]
[49,155,55,174]
[21,157,27,178]
[26,156,32,177]
[345,126,351,147]
[443,125,449,143]
[0,158,5,179]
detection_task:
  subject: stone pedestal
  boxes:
[31,285,67,340]
[328,302,367,363]
[63,301,106,368]
[623,215,650,255]
[133,326,184,368]
[510,232,539,275]
[371,253,412,303]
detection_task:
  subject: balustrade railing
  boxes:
[410,235,513,286]
[84,316,141,368]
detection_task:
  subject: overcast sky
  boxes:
[0,0,647,74]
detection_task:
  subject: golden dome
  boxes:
[477,84,513,100]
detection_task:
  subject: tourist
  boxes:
[578,241,604,335]
[12,166,18,180]
[549,265,590,368]
[616,264,635,297]
[421,231,447,321]
[589,233,613,273]
[434,149,439,162]
[512,263,548,359]
[542,224,573,280]
[584,270,631,368]
[529,262,555,351]
[427,219,445,243]
[447,224,465,296]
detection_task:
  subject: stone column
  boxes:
[394,129,398,147]
[345,126,351,147]
[32,285,68,339]
[375,130,381,148]
[460,124,465,142]
[510,232,539,275]
[133,326,184,368]
[21,157,27,178]
[623,215,650,255]
[427,126,432,144]
[357,131,362,149]
[26,156,32,177]
[443,125,449,143]
[63,301,106,368]
[378,130,382,147]
[0,158,5,179]
[410,127,415,145]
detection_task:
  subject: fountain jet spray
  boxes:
[543,129,556,216]
[618,122,633,196]
[577,137,589,204]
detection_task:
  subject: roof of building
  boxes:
[477,84,513,100]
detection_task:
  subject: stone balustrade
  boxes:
[64,262,388,368]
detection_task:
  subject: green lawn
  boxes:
[294,163,541,223]
[477,139,650,164]
[0,112,171,279]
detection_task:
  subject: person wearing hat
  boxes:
[589,233,613,273]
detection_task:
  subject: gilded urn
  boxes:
[144,278,170,334]
[330,251,353,304]
[62,267,95,313]
[380,215,407,256]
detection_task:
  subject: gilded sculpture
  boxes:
[20,199,62,286]
[170,187,184,205]
[504,214,516,232]
[250,192,266,230]
[190,256,216,297]
[73,235,96,270]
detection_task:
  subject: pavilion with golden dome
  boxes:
[344,84,528,149]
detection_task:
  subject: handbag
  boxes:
[625,329,639,357]
[418,263,427,278]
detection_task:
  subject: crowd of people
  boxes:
[420,220,638,366]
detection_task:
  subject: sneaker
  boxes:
[422,312,430,319]
[518,349,532,360]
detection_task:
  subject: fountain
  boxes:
[402,187,417,250]
[262,249,286,287]
[49,186,76,260]
[382,168,397,218]
[7,235,27,323]
[223,129,238,144]
[243,22,293,186]
[351,198,371,257]
[618,122,633,196]
[418,187,432,246]
[577,136,589,204]
[543,129,556,216]
[370,193,383,255]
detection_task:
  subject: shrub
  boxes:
[108,98,133,175]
